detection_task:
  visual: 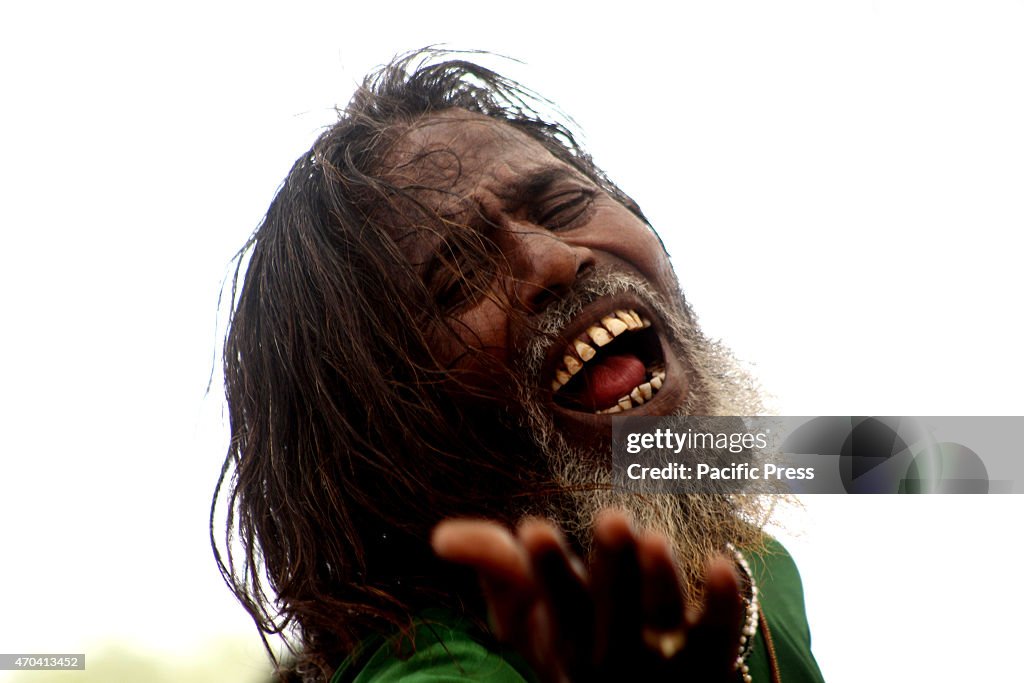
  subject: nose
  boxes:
[504,223,595,313]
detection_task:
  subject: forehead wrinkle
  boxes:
[381,129,490,226]
[394,110,575,199]
[381,110,593,271]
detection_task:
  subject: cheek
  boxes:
[455,301,510,360]
[433,295,512,373]
[430,297,517,405]
[582,213,678,292]
[622,227,676,289]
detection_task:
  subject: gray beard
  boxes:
[514,268,773,605]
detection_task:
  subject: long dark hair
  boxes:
[211,49,645,680]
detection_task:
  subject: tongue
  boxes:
[578,353,646,410]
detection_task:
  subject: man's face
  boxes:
[387,110,698,440]
[384,110,768,586]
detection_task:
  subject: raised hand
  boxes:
[432,510,745,683]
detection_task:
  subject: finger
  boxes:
[432,519,532,590]
[682,554,744,679]
[637,532,687,659]
[590,510,645,668]
[432,519,535,643]
[637,533,685,631]
[519,519,594,673]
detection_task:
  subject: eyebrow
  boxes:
[498,167,585,209]
[410,166,586,270]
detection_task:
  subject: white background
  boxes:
[1,1,1022,681]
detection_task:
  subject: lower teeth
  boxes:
[595,368,666,414]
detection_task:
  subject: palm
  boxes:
[432,510,745,682]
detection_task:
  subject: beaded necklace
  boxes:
[731,545,781,683]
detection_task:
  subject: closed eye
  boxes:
[535,189,595,230]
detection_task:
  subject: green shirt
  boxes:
[743,539,825,682]
[331,613,538,683]
[332,538,824,682]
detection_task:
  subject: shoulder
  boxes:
[744,537,827,683]
[745,536,811,637]
[747,537,806,595]
[332,612,538,683]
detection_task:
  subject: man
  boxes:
[213,50,824,683]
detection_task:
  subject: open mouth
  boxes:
[548,307,667,414]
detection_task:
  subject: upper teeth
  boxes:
[601,316,629,337]
[573,339,596,361]
[587,325,612,347]
[550,308,654,392]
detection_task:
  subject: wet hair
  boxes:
[211,49,648,680]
